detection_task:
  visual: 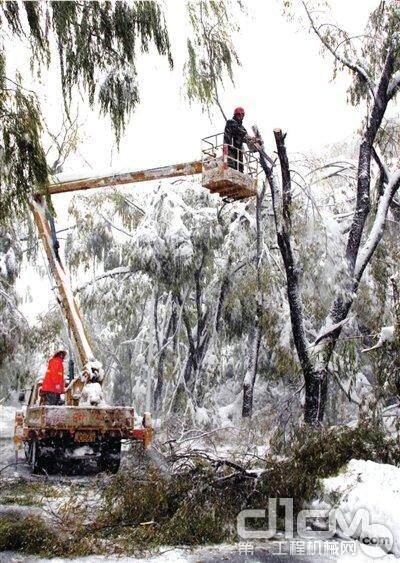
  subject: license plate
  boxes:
[74,431,96,443]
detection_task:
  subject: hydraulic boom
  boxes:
[30,196,96,370]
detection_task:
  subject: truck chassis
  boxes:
[15,384,152,474]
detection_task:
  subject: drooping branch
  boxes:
[301,1,375,94]
[362,326,394,353]
[74,266,133,293]
[361,276,399,354]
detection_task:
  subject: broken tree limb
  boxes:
[274,128,292,233]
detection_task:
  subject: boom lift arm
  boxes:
[31,196,98,382]
[48,160,202,195]
[45,137,258,201]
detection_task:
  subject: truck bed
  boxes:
[25,405,135,431]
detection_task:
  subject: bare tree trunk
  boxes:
[391,275,400,394]
[154,313,173,413]
[242,185,265,418]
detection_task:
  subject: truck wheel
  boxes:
[24,443,30,463]
[29,441,46,474]
[98,439,121,474]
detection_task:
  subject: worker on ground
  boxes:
[224,107,255,172]
[40,350,67,405]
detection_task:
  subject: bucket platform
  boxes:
[201,133,258,201]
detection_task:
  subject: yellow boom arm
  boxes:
[30,196,95,368]
[48,160,202,195]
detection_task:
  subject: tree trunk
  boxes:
[304,367,328,424]
[242,186,265,418]
[242,326,262,417]
[154,313,173,413]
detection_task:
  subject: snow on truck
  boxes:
[15,381,152,473]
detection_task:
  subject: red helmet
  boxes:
[234,106,245,116]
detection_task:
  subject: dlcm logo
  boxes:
[237,498,393,559]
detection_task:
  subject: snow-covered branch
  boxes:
[354,169,400,280]
[312,318,351,347]
[362,326,394,353]
[74,266,133,293]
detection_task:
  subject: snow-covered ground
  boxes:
[0,543,339,562]
[2,404,400,561]
[315,459,400,559]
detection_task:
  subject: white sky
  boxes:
[16,0,386,321]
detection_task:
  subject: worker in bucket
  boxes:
[40,349,67,405]
[224,106,255,172]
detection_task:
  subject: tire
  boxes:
[29,440,46,474]
[98,439,121,474]
[24,442,30,463]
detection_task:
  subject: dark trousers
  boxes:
[227,146,244,172]
[41,392,62,406]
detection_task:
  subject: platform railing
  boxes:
[201,132,259,181]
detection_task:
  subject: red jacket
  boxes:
[41,356,65,394]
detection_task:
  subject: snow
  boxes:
[218,393,242,425]
[68,445,94,458]
[0,405,16,438]
[362,326,395,353]
[5,247,17,277]
[79,382,106,406]
[31,545,238,563]
[316,459,400,557]
[194,406,209,426]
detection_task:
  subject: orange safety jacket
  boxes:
[41,356,65,395]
